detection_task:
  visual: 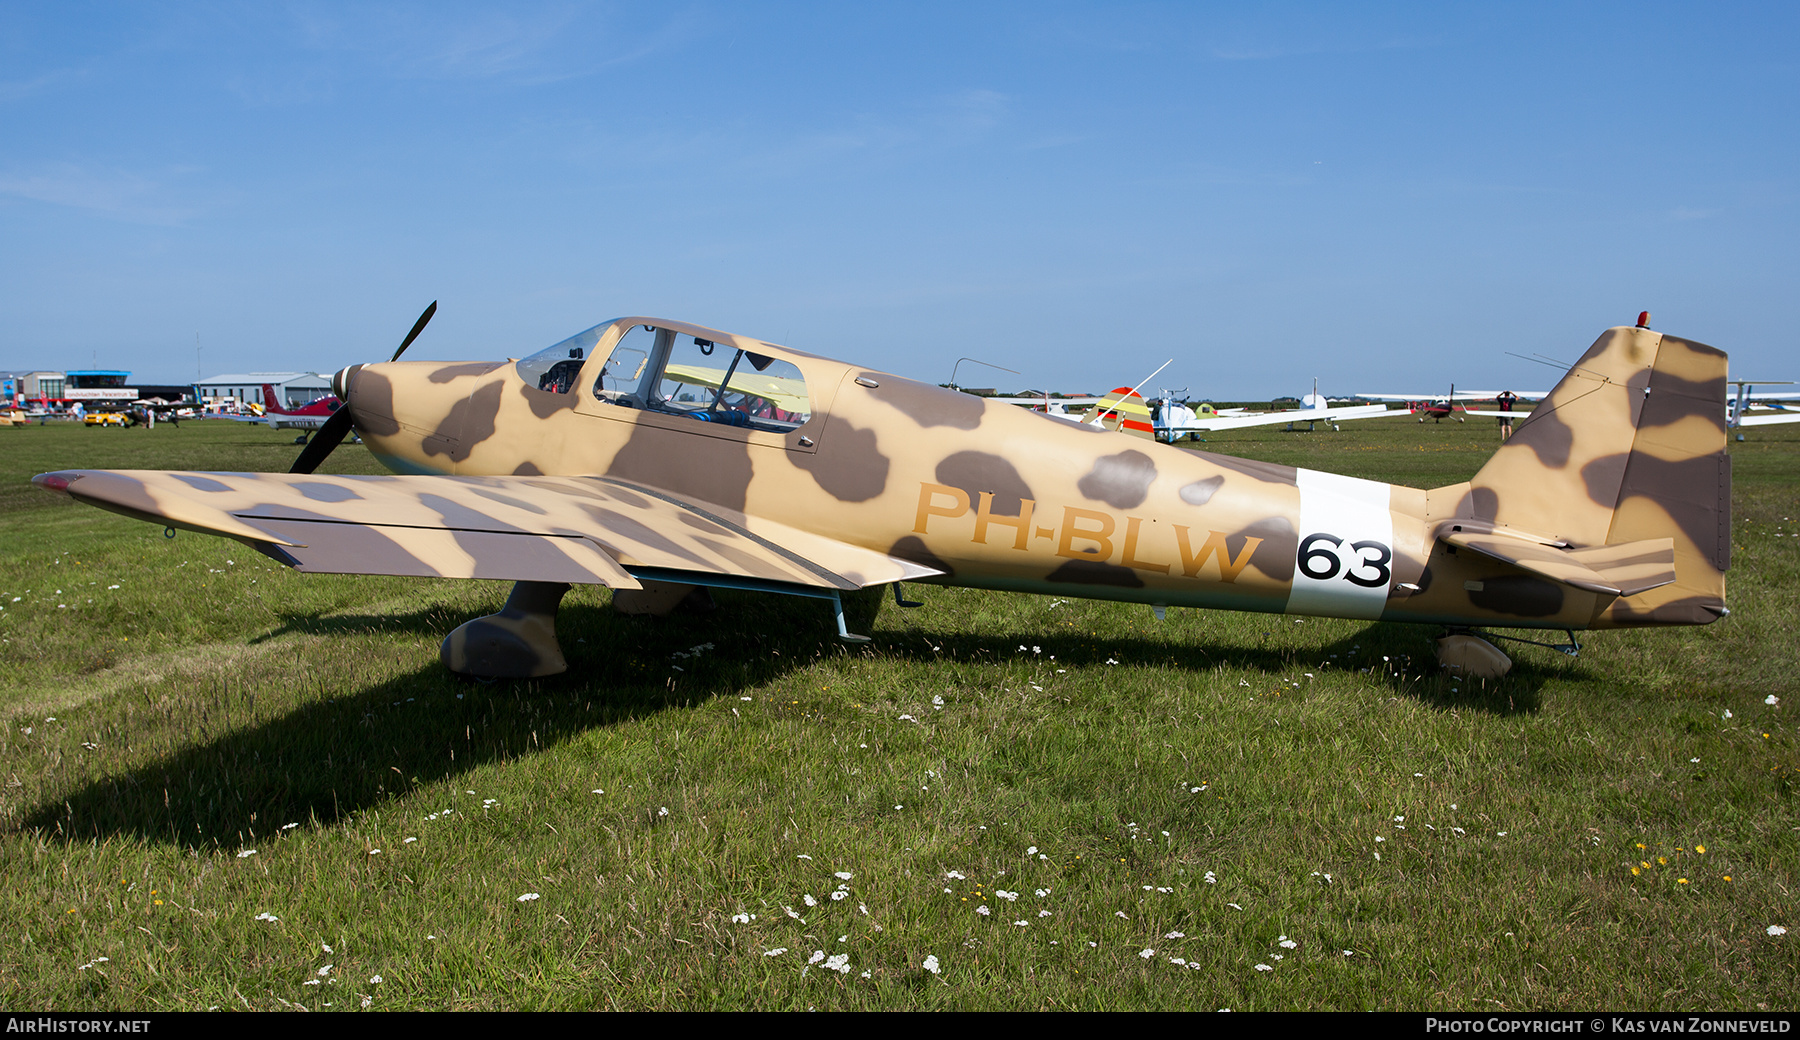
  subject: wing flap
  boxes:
[243,519,640,586]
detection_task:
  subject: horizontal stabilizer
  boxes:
[1441,529,1676,598]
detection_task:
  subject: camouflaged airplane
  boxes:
[32,306,1730,681]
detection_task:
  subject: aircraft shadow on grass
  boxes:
[23,590,1566,849]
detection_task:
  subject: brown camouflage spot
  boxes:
[579,504,714,568]
[237,502,344,523]
[350,370,402,437]
[472,488,549,514]
[1046,559,1144,588]
[172,474,233,493]
[887,535,953,578]
[790,420,890,502]
[677,512,731,537]
[1078,450,1158,510]
[519,382,579,419]
[1579,452,1632,508]
[1237,516,1296,582]
[870,374,986,430]
[935,452,1032,517]
[294,482,363,503]
[598,485,650,509]
[607,421,754,512]
[522,478,602,501]
[428,362,506,383]
[1179,476,1224,505]
[440,381,505,463]
[1639,363,1727,432]
[512,461,544,476]
[1508,402,1575,468]
[1467,576,1564,617]
[419,491,524,532]
[1616,450,1732,570]
[693,534,810,583]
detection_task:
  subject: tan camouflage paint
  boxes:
[35,317,1729,675]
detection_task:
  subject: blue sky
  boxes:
[3,2,1796,398]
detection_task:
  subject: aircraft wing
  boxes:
[1358,391,1550,401]
[988,396,1102,406]
[33,470,943,592]
[1165,403,1392,433]
[1736,410,1800,427]
[662,363,811,414]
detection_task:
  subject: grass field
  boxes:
[1,415,1795,1011]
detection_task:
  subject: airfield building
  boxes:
[195,372,331,409]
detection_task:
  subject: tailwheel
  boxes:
[1435,631,1512,679]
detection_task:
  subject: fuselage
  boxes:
[338,317,1625,631]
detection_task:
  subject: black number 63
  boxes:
[1297,533,1392,588]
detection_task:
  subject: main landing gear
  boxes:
[442,581,571,679]
[442,576,886,679]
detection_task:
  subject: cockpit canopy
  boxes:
[516,320,812,433]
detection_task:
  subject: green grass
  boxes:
[1,417,1796,1010]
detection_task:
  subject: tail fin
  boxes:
[1434,325,1729,626]
[1087,387,1156,440]
[262,384,285,414]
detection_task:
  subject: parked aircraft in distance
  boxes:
[234,384,344,441]
[35,305,1729,682]
[1357,387,1550,423]
[1728,381,1800,429]
[1153,380,1391,441]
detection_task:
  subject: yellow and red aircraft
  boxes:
[34,305,1730,681]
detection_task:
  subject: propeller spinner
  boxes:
[290,301,437,475]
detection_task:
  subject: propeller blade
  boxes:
[391,301,438,362]
[289,405,356,475]
[289,301,435,473]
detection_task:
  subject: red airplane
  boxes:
[230,384,343,442]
